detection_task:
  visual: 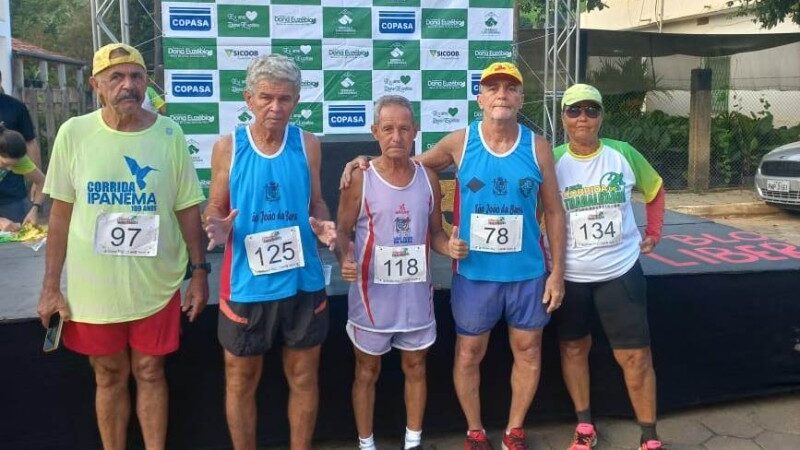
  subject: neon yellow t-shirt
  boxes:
[0,155,35,182]
[43,111,204,323]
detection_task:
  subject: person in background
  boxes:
[0,123,45,231]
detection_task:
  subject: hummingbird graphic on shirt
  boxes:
[124,156,157,190]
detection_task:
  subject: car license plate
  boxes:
[766,179,790,192]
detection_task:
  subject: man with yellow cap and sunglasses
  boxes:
[38,43,208,449]
[341,62,567,450]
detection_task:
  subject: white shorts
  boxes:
[346,322,436,356]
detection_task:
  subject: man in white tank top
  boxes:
[335,95,466,450]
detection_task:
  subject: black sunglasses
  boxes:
[564,105,602,119]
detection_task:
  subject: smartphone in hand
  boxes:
[43,313,63,353]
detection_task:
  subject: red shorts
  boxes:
[62,291,181,356]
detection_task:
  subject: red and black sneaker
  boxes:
[501,427,529,450]
[464,430,494,450]
[640,440,663,449]
[568,423,597,450]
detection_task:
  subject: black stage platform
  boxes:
[2,204,799,450]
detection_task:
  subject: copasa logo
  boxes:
[172,74,213,97]
[169,6,212,32]
[329,105,366,127]
[378,11,416,34]
[471,74,481,96]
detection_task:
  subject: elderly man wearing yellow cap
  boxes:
[38,43,208,450]
[341,62,566,450]
[550,83,665,450]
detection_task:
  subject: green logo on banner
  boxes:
[220,70,248,101]
[167,103,219,135]
[323,7,372,38]
[291,102,323,133]
[196,168,211,197]
[469,0,513,7]
[163,38,216,70]
[374,41,419,70]
[411,101,421,123]
[379,72,415,96]
[374,0,420,5]
[272,0,320,4]
[421,9,467,39]
[469,42,514,70]
[422,70,467,100]
[218,5,269,37]
[468,101,483,124]
[422,132,449,152]
[272,40,322,70]
[324,71,372,101]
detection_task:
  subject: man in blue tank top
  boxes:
[335,95,462,450]
[342,63,567,450]
[203,54,336,450]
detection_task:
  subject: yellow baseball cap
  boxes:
[480,62,523,86]
[561,83,603,108]
[92,43,146,76]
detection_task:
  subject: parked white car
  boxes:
[755,141,800,210]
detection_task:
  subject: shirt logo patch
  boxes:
[466,177,485,193]
[493,177,507,196]
[124,156,157,190]
[519,177,536,198]
[265,181,280,202]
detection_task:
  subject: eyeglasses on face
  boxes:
[564,104,602,119]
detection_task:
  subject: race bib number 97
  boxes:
[570,207,623,249]
[94,213,159,257]
[244,226,305,276]
[374,244,427,284]
[469,214,523,253]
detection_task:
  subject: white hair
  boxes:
[245,54,301,95]
[373,95,415,124]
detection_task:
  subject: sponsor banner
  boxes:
[421,8,467,39]
[322,39,373,70]
[271,4,323,39]
[422,70,467,100]
[375,0,420,6]
[322,0,372,6]
[271,39,322,70]
[373,40,420,71]
[420,39,468,70]
[421,131,449,152]
[468,0,513,7]
[271,0,322,6]
[372,8,420,40]
[423,0,468,7]
[468,100,483,124]
[323,7,373,39]
[468,41,514,70]
[300,70,325,102]
[324,102,372,134]
[184,134,216,168]
[219,102,255,132]
[324,70,373,101]
[420,99,468,132]
[468,8,513,41]
[196,168,211,198]
[219,70,248,102]
[167,102,220,135]
[163,38,217,70]
[217,5,270,38]
[291,102,324,134]
[166,70,219,102]
[372,70,421,101]
[469,70,482,99]
[217,45,271,70]
[163,2,217,38]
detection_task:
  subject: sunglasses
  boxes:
[564,105,602,119]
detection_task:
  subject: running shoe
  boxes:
[501,427,529,450]
[640,440,663,449]
[465,430,494,450]
[568,423,597,450]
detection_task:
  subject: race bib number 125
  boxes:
[94,213,159,257]
[244,226,305,275]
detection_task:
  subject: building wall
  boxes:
[0,0,10,93]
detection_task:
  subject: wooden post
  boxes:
[57,64,67,89]
[688,68,712,193]
[12,58,24,97]
[38,60,49,87]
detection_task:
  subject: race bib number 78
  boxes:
[469,214,523,253]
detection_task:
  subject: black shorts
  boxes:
[218,289,329,356]
[553,261,650,349]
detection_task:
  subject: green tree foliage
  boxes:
[738,0,800,28]
[519,0,607,28]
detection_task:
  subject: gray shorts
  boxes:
[218,289,329,356]
[346,322,436,356]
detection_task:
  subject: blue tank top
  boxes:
[348,162,435,332]
[454,121,545,282]
[220,125,325,302]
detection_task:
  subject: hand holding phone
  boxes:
[43,312,63,353]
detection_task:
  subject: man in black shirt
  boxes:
[0,70,42,223]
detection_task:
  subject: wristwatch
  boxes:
[189,262,212,274]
